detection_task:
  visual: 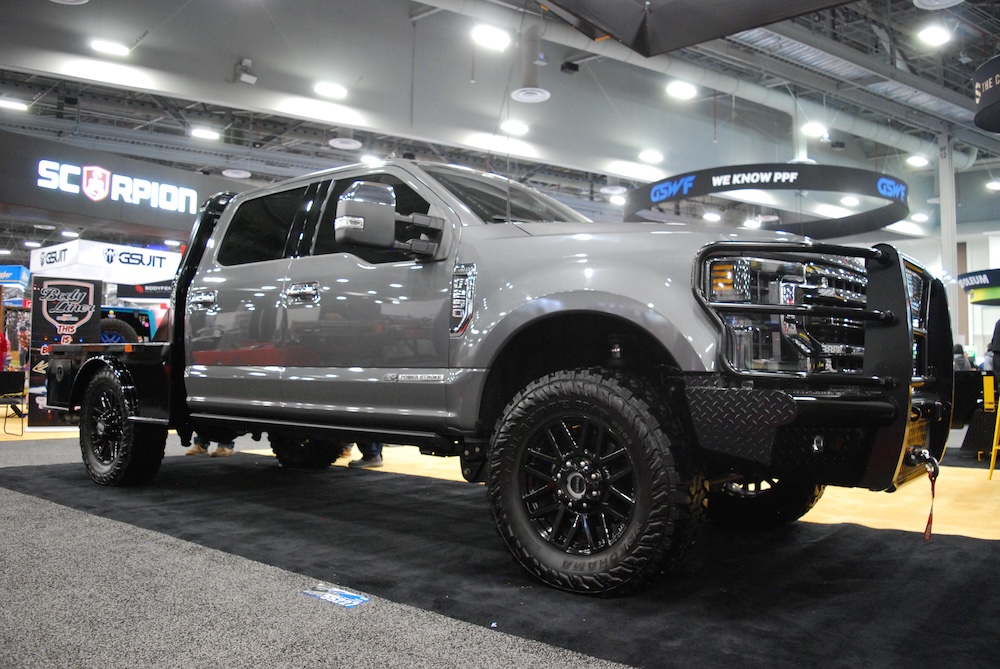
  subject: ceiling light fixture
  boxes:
[840,195,860,207]
[666,80,697,100]
[801,121,828,138]
[190,127,220,140]
[61,230,79,238]
[609,194,626,206]
[0,249,10,256]
[913,0,964,8]
[742,217,762,229]
[222,168,252,179]
[599,185,627,196]
[500,119,529,136]
[703,212,722,222]
[987,180,1000,191]
[328,137,363,150]
[360,154,382,166]
[314,81,347,99]
[638,149,663,164]
[90,39,130,56]
[471,24,510,51]
[164,240,181,247]
[917,25,951,46]
[0,99,29,111]
[907,155,930,167]
[911,213,930,222]
[24,241,41,248]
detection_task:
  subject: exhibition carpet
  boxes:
[0,453,997,669]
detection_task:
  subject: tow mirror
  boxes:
[335,181,397,248]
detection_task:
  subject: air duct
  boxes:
[511,22,550,103]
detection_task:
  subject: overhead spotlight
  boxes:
[314,81,347,99]
[360,154,382,166]
[0,250,11,256]
[0,99,29,111]
[986,180,1000,191]
[742,217,762,229]
[911,213,930,222]
[164,240,182,247]
[599,185,627,196]
[91,39,129,56]
[471,24,510,51]
[609,195,627,206]
[222,168,252,179]
[190,127,220,140]
[801,121,828,138]
[61,230,79,238]
[24,241,41,248]
[907,154,930,167]
[500,119,529,136]
[703,212,722,222]
[638,149,663,164]
[918,24,951,46]
[840,195,860,207]
[666,80,697,100]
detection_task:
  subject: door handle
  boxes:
[188,290,217,309]
[286,282,320,303]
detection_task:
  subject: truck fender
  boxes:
[70,356,140,418]
[456,289,714,373]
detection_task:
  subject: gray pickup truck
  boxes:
[47,160,953,595]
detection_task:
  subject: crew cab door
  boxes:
[280,167,454,430]
[184,181,323,417]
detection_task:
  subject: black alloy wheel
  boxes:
[489,368,704,595]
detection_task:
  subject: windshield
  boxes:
[422,164,590,224]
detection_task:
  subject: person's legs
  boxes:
[210,440,235,457]
[349,441,383,468]
[185,434,208,456]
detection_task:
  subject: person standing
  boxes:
[185,432,236,457]
[349,441,383,468]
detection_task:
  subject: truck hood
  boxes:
[512,220,806,257]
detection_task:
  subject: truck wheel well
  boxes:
[479,314,677,434]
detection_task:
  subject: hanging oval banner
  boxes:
[974,54,1000,133]
[625,163,909,239]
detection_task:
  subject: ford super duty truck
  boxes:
[46,160,953,595]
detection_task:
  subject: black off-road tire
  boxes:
[99,318,140,344]
[79,369,166,485]
[707,477,826,530]
[269,435,345,469]
[488,368,705,595]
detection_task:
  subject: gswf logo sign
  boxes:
[877,177,907,202]
[650,174,696,203]
[36,159,199,214]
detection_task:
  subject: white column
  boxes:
[937,133,959,336]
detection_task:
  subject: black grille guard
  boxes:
[693,241,954,491]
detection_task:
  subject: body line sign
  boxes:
[626,163,910,239]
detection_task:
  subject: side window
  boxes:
[217,186,309,266]
[310,174,431,260]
